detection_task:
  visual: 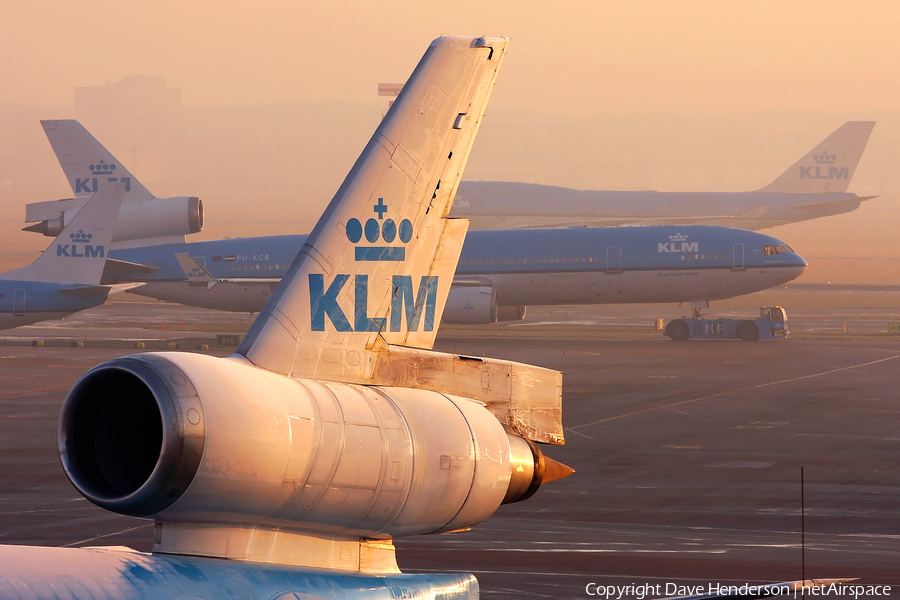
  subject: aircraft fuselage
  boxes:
[108,225,806,313]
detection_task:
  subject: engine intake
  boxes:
[59,358,205,517]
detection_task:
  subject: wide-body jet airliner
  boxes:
[105,225,806,320]
[450,121,876,231]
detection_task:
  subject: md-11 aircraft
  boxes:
[450,121,877,231]
[24,119,204,247]
[103,224,806,321]
[0,183,124,329]
[0,35,577,598]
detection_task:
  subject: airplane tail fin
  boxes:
[5,183,124,285]
[174,253,215,282]
[174,253,219,290]
[759,121,875,193]
[41,120,154,201]
[238,36,509,376]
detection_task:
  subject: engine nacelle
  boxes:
[25,196,203,242]
[58,352,552,541]
[442,285,498,324]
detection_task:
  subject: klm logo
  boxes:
[800,150,847,180]
[310,198,435,332]
[56,230,104,258]
[74,160,131,193]
[659,233,699,253]
[309,274,438,332]
[345,198,413,262]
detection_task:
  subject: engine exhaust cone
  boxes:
[540,455,575,485]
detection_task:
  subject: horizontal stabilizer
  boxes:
[58,285,111,298]
[760,121,874,193]
[101,258,160,284]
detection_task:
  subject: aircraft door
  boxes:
[13,289,25,316]
[607,246,622,273]
[733,244,745,270]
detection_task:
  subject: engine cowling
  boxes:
[58,352,560,540]
[25,196,203,242]
[442,285,498,324]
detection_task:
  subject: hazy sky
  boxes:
[2,1,898,285]
[3,0,899,115]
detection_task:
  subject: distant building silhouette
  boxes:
[74,76,183,187]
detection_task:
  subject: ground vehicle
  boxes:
[665,306,789,341]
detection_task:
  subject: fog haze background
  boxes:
[2,0,898,283]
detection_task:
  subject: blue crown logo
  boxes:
[89,159,117,175]
[345,198,413,261]
[669,233,688,242]
[70,230,93,244]
[814,150,836,165]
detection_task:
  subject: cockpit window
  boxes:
[763,244,792,256]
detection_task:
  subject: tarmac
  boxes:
[1,299,898,599]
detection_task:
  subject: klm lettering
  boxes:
[309,274,438,332]
[74,177,132,194]
[658,242,699,253]
[799,166,848,180]
[56,244,105,258]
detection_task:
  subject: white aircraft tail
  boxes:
[238,36,509,376]
[759,121,875,193]
[41,120,154,201]
[5,183,124,285]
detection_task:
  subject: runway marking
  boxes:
[704,461,773,469]
[652,402,690,416]
[62,524,153,547]
[570,354,900,430]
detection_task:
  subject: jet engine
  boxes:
[25,196,203,243]
[59,352,568,542]
[442,285,498,324]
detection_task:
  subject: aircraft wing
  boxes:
[238,36,509,377]
[174,253,279,289]
[57,282,144,297]
[788,195,878,211]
